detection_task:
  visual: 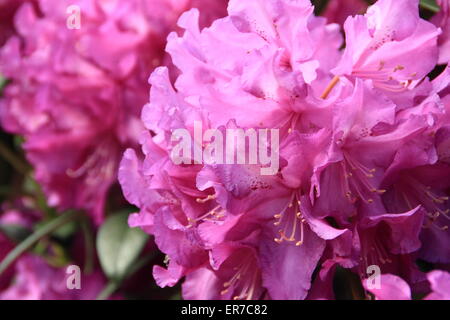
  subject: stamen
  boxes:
[288,113,300,134]
[400,177,450,232]
[360,236,392,275]
[340,155,380,204]
[66,144,113,185]
[320,76,340,99]
[352,67,412,92]
[187,205,225,227]
[273,192,305,245]
[393,65,404,72]
[220,257,259,300]
[196,194,217,203]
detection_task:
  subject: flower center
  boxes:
[401,176,449,231]
[220,257,260,300]
[339,153,386,204]
[188,194,225,227]
[360,231,392,274]
[273,191,305,246]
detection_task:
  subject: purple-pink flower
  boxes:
[433,0,450,64]
[0,0,227,224]
[364,270,450,300]
[333,0,440,92]
[0,0,23,46]
[118,0,450,300]
[0,254,110,300]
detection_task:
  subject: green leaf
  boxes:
[96,212,149,281]
[420,0,440,12]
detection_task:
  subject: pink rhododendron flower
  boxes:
[0,254,111,300]
[364,270,450,300]
[333,0,440,92]
[424,270,450,299]
[182,240,265,300]
[0,0,227,223]
[433,0,450,64]
[364,274,413,300]
[117,0,450,300]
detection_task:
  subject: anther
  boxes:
[196,194,217,203]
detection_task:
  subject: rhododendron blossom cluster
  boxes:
[0,0,449,302]
[119,0,450,300]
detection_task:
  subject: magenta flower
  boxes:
[333,0,440,92]
[364,273,413,300]
[118,0,450,300]
[0,0,22,46]
[0,254,111,300]
[433,0,450,64]
[322,0,368,26]
[364,270,450,300]
[183,240,265,300]
[424,270,450,300]
[0,0,227,223]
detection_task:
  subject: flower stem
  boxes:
[96,280,121,300]
[81,217,95,274]
[320,75,340,99]
[420,0,440,13]
[0,210,80,276]
[0,139,30,175]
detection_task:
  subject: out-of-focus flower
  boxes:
[0,0,227,224]
[0,0,23,46]
[424,270,450,299]
[364,273,413,300]
[0,205,127,300]
[0,254,111,300]
[322,0,368,26]
[0,207,40,290]
[364,270,450,300]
